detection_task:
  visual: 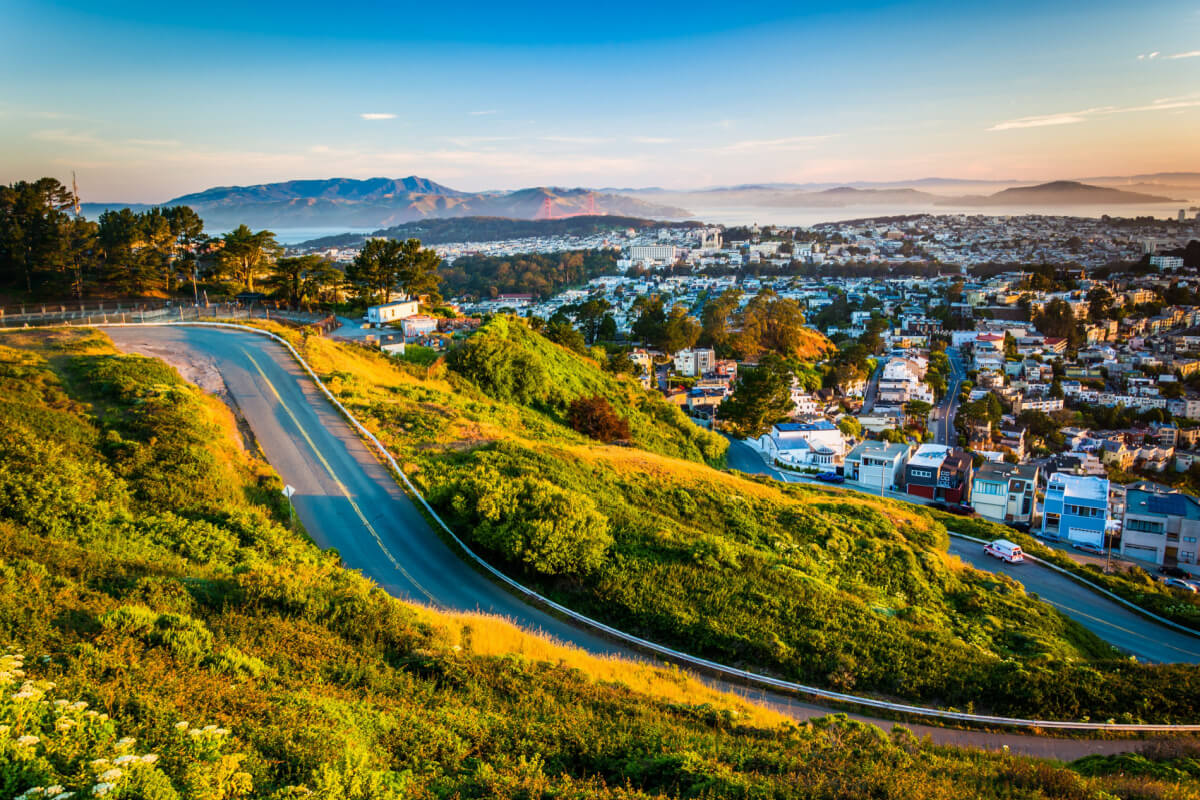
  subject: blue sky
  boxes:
[2,0,1198,200]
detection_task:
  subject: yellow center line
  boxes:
[240,348,440,607]
[1047,600,1200,659]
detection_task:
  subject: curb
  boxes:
[948,531,1200,638]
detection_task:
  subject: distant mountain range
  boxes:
[640,180,1183,211]
[80,177,691,230]
[79,174,1194,231]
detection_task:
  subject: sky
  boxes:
[1,0,1198,201]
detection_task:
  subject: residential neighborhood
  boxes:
[344,212,1200,580]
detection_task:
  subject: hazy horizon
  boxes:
[4,0,1199,200]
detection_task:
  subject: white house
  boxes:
[844,440,912,492]
[673,347,716,377]
[367,298,420,325]
[756,421,847,468]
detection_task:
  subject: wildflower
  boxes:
[173,720,189,730]
[70,701,88,712]
[91,783,114,797]
[140,754,159,764]
[99,769,122,782]
[19,789,44,798]
[45,787,64,796]
[54,699,70,707]
[113,755,137,765]
[215,728,230,736]
[17,734,40,747]
[114,736,135,748]
[56,717,75,731]
[52,793,75,800]
[90,759,110,768]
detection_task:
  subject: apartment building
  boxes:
[844,440,913,492]
[1041,473,1110,547]
[1120,488,1200,573]
[971,462,1039,524]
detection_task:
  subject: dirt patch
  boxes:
[107,335,260,454]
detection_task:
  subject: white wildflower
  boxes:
[44,787,64,796]
[52,793,75,800]
[90,758,110,768]
[140,754,159,764]
[99,768,122,782]
[173,720,188,730]
[17,734,40,746]
[114,736,135,748]
[113,755,137,765]
[91,783,113,797]
[70,701,88,711]
[215,728,230,736]
[54,699,70,707]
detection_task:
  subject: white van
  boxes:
[983,539,1024,564]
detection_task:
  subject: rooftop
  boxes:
[1126,488,1200,520]
[1046,472,1109,502]
[908,444,953,468]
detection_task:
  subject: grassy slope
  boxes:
[4,330,1194,799]
[289,319,1200,723]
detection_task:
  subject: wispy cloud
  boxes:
[631,136,674,144]
[989,96,1200,131]
[468,109,497,116]
[359,112,396,120]
[539,135,611,144]
[707,134,836,153]
[31,128,102,145]
[1137,51,1161,60]
[1167,49,1200,59]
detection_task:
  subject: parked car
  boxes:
[1071,542,1104,556]
[984,539,1025,564]
[928,501,949,512]
[1005,521,1031,534]
[1162,577,1199,593]
[816,472,844,484]
[1158,565,1190,579]
[947,503,977,517]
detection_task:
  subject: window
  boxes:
[978,481,1005,496]
[1127,518,1165,534]
[1185,536,1198,544]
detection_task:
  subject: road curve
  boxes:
[949,539,1200,664]
[105,325,1178,758]
[728,438,1200,663]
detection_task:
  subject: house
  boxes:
[971,462,1039,524]
[877,357,933,405]
[1120,488,1200,573]
[756,421,846,468]
[366,298,419,325]
[904,444,973,503]
[844,440,913,492]
[1040,473,1110,546]
[673,347,716,377]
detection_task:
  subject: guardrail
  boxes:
[24,319,1200,733]
[948,531,1200,638]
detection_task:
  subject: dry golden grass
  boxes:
[409,604,794,729]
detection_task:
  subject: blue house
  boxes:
[1041,472,1110,547]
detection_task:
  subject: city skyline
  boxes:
[2,0,1199,200]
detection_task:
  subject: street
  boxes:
[937,346,966,445]
[102,326,1196,756]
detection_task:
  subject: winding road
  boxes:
[105,325,1196,758]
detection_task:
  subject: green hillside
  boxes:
[7,329,1198,799]
[289,318,1200,723]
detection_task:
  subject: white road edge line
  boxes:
[38,320,1200,733]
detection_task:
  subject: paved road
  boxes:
[728,438,1200,663]
[105,326,1186,757]
[936,347,966,445]
[949,539,1200,664]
